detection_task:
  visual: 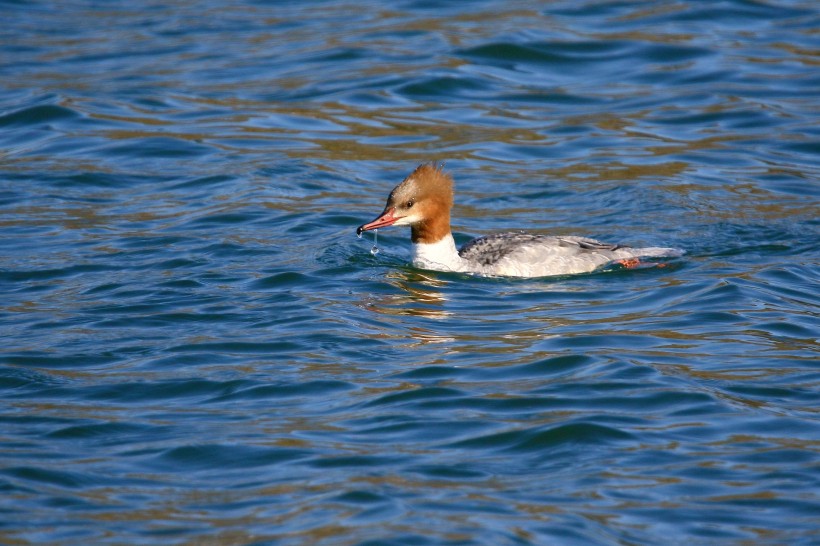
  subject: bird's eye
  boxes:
[406,200,414,208]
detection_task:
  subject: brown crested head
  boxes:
[357,162,455,244]
[387,162,453,213]
[388,163,454,244]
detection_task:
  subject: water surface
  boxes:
[1,1,819,544]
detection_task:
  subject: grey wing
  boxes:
[458,233,558,265]
[458,233,530,265]
[565,237,628,252]
[459,233,630,265]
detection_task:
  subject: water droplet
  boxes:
[370,229,379,255]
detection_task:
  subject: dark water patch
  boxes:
[103,310,243,327]
[96,136,213,159]
[140,353,238,371]
[413,395,567,415]
[725,383,817,407]
[663,2,814,24]
[149,257,205,270]
[642,43,713,63]
[187,211,265,227]
[496,90,605,106]
[459,40,633,67]
[1,352,120,370]
[538,333,662,351]
[80,379,251,404]
[307,454,407,469]
[397,75,498,100]
[1,466,95,490]
[49,171,168,189]
[753,320,816,340]
[84,302,202,320]
[470,354,595,380]
[150,443,310,472]
[102,234,198,252]
[332,489,390,505]
[782,140,820,158]
[392,365,472,381]
[249,271,313,289]
[354,420,488,444]
[207,379,355,403]
[0,366,66,392]
[166,340,303,355]
[365,386,464,408]
[167,174,237,191]
[0,263,121,284]
[450,422,633,452]
[45,421,161,442]
[409,464,488,481]
[0,103,79,128]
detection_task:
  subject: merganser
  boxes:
[356,163,683,278]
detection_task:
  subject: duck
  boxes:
[356,163,683,278]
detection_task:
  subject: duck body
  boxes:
[357,163,683,278]
[413,232,682,277]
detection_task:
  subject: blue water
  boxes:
[2,1,819,544]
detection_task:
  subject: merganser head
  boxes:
[357,163,454,243]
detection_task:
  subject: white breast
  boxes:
[411,235,469,273]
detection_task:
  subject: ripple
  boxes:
[151,443,310,472]
[450,422,633,452]
[1,466,95,489]
[366,386,464,407]
[0,103,79,128]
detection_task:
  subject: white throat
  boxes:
[411,234,468,273]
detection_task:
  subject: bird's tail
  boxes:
[634,247,685,258]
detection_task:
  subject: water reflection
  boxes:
[362,270,452,320]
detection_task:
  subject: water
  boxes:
[1,1,819,544]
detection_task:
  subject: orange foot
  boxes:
[618,258,642,269]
